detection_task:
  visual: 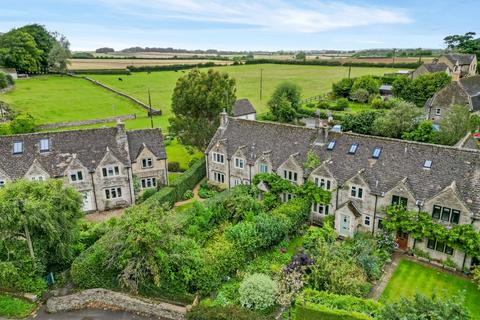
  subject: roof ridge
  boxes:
[0,125,118,138]
[229,117,317,131]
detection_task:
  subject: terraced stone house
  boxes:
[0,123,168,212]
[413,53,477,80]
[206,113,480,270]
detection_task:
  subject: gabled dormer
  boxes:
[255,151,273,174]
[309,162,336,191]
[97,147,125,178]
[232,146,247,170]
[277,153,303,185]
[64,155,88,183]
[344,169,369,200]
[381,177,418,212]
[25,159,50,181]
[134,143,157,169]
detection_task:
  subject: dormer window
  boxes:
[13,141,23,154]
[259,163,269,173]
[348,143,358,154]
[31,175,45,181]
[327,140,336,151]
[423,160,432,169]
[435,108,441,116]
[350,185,363,199]
[102,166,120,177]
[234,157,244,169]
[283,170,298,183]
[70,171,84,182]
[212,152,225,164]
[372,147,382,159]
[142,158,153,168]
[314,177,331,190]
[40,138,50,152]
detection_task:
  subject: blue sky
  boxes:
[1,0,479,51]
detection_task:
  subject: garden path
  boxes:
[369,251,402,300]
[173,180,205,208]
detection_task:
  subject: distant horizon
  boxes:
[1,0,479,52]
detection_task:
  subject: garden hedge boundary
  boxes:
[145,157,206,207]
[127,62,220,72]
[244,59,421,69]
[69,69,131,75]
[187,305,274,320]
[293,302,373,320]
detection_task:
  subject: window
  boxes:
[283,170,298,183]
[312,203,330,215]
[233,178,242,186]
[435,108,441,116]
[40,138,50,152]
[372,147,382,159]
[432,205,460,224]
[326,140,336,151]
[364,216,371,226]
[259,163,269,173]
[102,166,120,177]
[281,193,295,202]
[427,239,453,255]
[70,171,84,182]
[141,177,157,189]
[13,141,23,154]
[350,185,363,199]
[105,187,122,199]
[0,180,5,188]
[392,195,408,207]
[213,171,225,183]
[378,219,384,230]
[423,160,432,169]
[348,143,358,154]
[142,158,153,168]
[234,157,244,169]
[212,152,225,164]
[314,177,331,190]
[31,176,44,181]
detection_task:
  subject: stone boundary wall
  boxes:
[71,74,162,114]
[38,114,136,130]
[46,288,186,320]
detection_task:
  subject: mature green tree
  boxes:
[350,75,380,95]
[9,113,37,134]
[95,47,115,54]
[437,105,471,145]
[342,110,382,135]
[402,120,438,143]
[0,30,42,73]
[373,100,422,138]
[169,68,236,150]
[0,179,83,266]
[17,24,56,72]
[444,32,480,67]
[268,82,301,122]
[48,35,71,73]
[332,77,355,98]
[295,51,306,61]
[379,293,470,320]
[392,73,451,107]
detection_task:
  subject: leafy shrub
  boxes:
[0,260,47,295]
[317,100,332,109]
[198,181,221,199]
[472,266,480,289]
[371,97,385,109]
[350,89,370,103]
[333,98,349,111]
[139,188,158,202]
[239,273,278,311]
[351,76,380,95]
[168,161,181,172]
[293,302,373,320]
[187,304,274,320]
[183,190,194,200]
[332,78,355,98]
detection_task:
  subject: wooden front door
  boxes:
[396,231,408,250]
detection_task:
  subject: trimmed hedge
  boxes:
[145,158,206,206]
[70,69,131,75]
[187,305,274,320]
[293,303,372,320]
[244,59,420,69]
[127,62,220,72]
[297,289,382,318]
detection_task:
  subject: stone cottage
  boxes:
[412,54,477,80]
[425,75,480,123]
[232,99,256,120]
[0,123,168,212]
[206,114,480,270]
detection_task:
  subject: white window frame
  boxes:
[40,138,50,152]
[213,171,225,183]
[102,165,120,177]
[312,203,330,215]
[141,177,157,189]
[435,108,441,116]
[142,158,153,169]
[212,152,225,164]
[105,187,122,200]
[259,163,269,173]
[234,157,244,169]
[70,170,84,182]
[364,216,371,226]
[31,175,45,181]
[314,176,332,190]
[283,170,298,183]
[350,185,364,199]
[233,178,242,186]
[13,141,23,154]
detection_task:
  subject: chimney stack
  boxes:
[220,109,228,128]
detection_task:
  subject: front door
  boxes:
[396,231,409,250]
[82,191,94,212]
[340,214,351,237]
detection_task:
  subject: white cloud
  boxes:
[97,0,412,33]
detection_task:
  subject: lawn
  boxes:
[380,259,480,318]
[0,294,36,318]
[165,139,203,170]
[88,64,402,116]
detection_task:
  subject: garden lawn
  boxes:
[0,294,36,318]
[165,139,203,170]
[380,259,480,318]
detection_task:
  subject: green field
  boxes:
[380,259,480,318]
[0,294,36,318]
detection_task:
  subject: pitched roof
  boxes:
[423,62,449,73]
[208,117,480,215]
[0,125,165,179]
[443,54,476,66]
[127,129,166,161]
[427,75,480,111]
[232,99,256,117]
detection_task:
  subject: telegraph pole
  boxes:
[348,66,352,79]
[148,89,154,129]
[259,68,263,100]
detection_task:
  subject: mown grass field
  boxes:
[380,259,480,318]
